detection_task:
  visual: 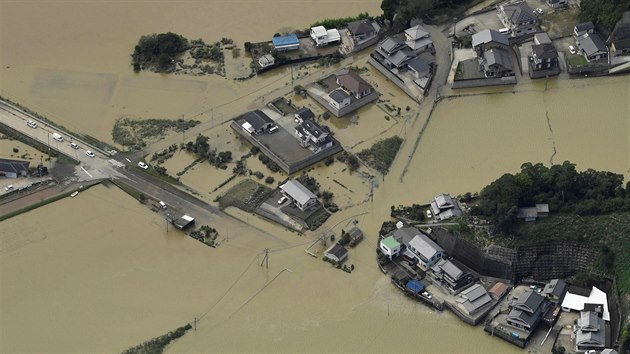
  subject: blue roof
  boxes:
[272,34,299,47]
[406,279,425,293]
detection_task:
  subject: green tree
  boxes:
[381,0,401,21]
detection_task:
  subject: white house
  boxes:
[407,234,444,270]
[310,26,341,46]
[379,235,401,259]
[280,179,318,211]
[258,54,275,69]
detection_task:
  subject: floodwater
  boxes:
[1,0,629,352]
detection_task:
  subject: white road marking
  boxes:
[125,158,131,163]
[81,166,93,178]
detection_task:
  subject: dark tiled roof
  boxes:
[0,158,30,174]
[336,69,372,95]
[575,22,595,32]
[515,291,544,313]
[329,88,350,103]
[472,29,509,48]
[295,107,315,120]
[501,1,537,26]
[378,37,406,54]
[297,119,328,139]
[532,43,559,59]
[241,110,273,130]
[347,19,374,36]
[578,32,608,56]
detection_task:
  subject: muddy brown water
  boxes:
[1,0,629,352]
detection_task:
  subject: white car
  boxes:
[426,210,432,218]
[536,8,543,14]
[569,45,576,55]
[278,196,288,204]
[4,185,14,192]
[70,142,79,149]
[138,161,149,170]
[421,291,432,299]
[26,120,37,128]
[85,150,95,158]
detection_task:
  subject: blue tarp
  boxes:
[406,279,425,294]
[272,34,299,47]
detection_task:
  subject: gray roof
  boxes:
[514,291,544,313]
[534,32,551,44]
[391,227,422,247]
[407,57,430,74]
[347,19,374,36]
[507,307,540,328]
[457,284,492,313]
[517,206,538,219]
[329,88,350,103]
[378,36,406,55]
[336,69,372,95]
[580,311,601,331]
[296,119,328,140]
[433,259,465,280]
[405,25,429,40]
[542,279,567,298]
[325,243,348,260]
[601,349,620,354]
[241,110,273,130]
[575,22,595,33]
[409,233,444,262]
[387,49,415,67]
[472,29,509,48]
[577,311,606,347]
[485,48,513,71]
[280,179,317,205]
[434,194,454,208]
[0,158,30,175]
[532,43,558,60]
[579,32,608,57]
[295,107,315,121]
[609,11,630,45]
[347,227,363,241]
[501,1,537,26]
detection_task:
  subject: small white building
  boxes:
[258,54,275,68]
[310,26,341,46]
[280,179,318,211]
[379,235,401,259]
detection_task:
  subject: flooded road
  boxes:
[1,0,629,352]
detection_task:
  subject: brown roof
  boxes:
[335,69,372,95]
[489,282,510,297]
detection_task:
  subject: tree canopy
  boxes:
[381,0,475,30]
[579,0,630,29]
[132,32,189,71]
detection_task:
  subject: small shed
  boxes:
[174,215,195,230]
[272,34,300,51]
[347,227,364,247]
[324,243,348,264]
[406,279,425,294]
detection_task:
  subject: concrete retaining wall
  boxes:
[309,90,379,117]
[452,75,516,89]
[368,56,424,102]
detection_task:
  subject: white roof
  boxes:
[280,180,317,205]
[181,215,194,222]
[409,234,443,262]
[561,286,610,321]
[326,29,340,42]
[311,26,327,37]
[241,121,254,133]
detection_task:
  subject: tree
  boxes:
[381,0,401,21]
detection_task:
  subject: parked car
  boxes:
[278,196,288,204]
[426,210,432,218]
[70,142,79,149]
[569,45,576,55]
[85,150,95,158]
[536,8,543,14]
[26,120,37,128]
[138,161,149,169]
[421,291,432,299]
[5,185,14,192]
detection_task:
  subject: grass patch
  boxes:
[538,6,579,39]
[311,12,369,29]
[121,323,192,354]
[568,54,588,67]
[112,117,200,151]
[217,179,273,212]
[357,136,403,175]
[304,206,331,231]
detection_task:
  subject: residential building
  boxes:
[497,1,538,37]
[407,57,431,79]
[430,258,473,291]
[272,34,300,51]
[547,0,567,8]
[328,88,351,110]
[531,43,559,70]
[375,36,407,58]
[294,119,333,153]
[430,193,463,221]
[258,54,275,69]
[601,349,620,354]
[310,26,341,46]
[174,215,195,230]
[335,69,373,99]
[534,32,552,45]
[472,29,510,56]
[347,19,377,43]
[380,235,401,259]
[456,284,493,315]
[481,48,514,77]
[280,179,318,211]
[574,22,595,38]
[561,286,610,321]
[506,291,546,331]
[578,32,609,62]
[294,107,315,123]
[238,110,275,135]
[346,227,364,247]
[0,158,30,178]
[542,279,568,304]
[608,11,630,57]
[404,25,434,53]
[517,203,549,221]
[489,282,510,300]
[407,233,444,270]
[324,243,348,263]
[576,311,607,351]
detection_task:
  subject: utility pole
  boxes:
[261,248,270,269]
[193,317,197,331]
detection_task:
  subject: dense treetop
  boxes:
[579,0,630,30]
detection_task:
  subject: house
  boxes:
[272,34,300,51]
[295,119,333,152]
[456,284,493,315]
[407,233,444,270]
[546,0,568,8]
[324,243,348,263]
[517,203,549,221]
[531,43,559,70]
[576,311,607,351]
[379,235,401,259]
[561,286,610,321]
[601,349,620,354]
[346,227,364,247]
[542,279,568,304]
[347,19,377,43]
[430,258,473,291]
[375,37,407,57]
[404,24,434,53]
[407,57,431,79]
[258,54,275,69]
[310,26,340,46]
[472,29,510,56]
[280,179,318,211]
[385,49,416,69]
[430,193,463,221]
[239,110,275,134]
[173,215,195,230]
[294,107,315,123]
[574,22,595,38]
[497,1,538,37]
[608,11,630,57]
[506,291,546,331]
[489,282,510,300]
[328,88,351,110]
[335,69,373,99]
[578,32,609,62]
[0,158,30,178]
[534,32,552,45]
[482,48,514,77]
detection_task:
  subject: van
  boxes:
[268,125,279,134]
[499,28,511,35]
[52,132,64,142]
[159,201,167,209]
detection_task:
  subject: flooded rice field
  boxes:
[1,0,629,352]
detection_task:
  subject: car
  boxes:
[138,161,148,169]
[426,210,432,218]
[4,185,14,192]
[159,201,167,209]
[421,291,432,299]
[70,142,79,149]
[536,8,543,14]
[278,196,288,204]
[569,45,576,55]
[85,150,95,158]
[26,120,37,128]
